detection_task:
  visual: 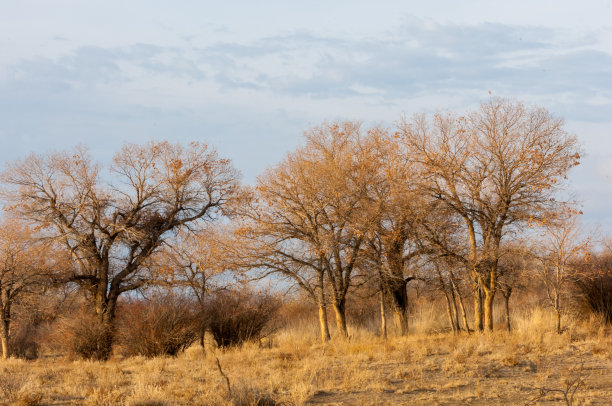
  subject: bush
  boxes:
[59,311,114,361]
[115,295,199,357]
[575,265,612,324]
[203,291,280,348]
[8,319,39,360]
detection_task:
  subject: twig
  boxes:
[525,360,586,406]
[215,355,232,398]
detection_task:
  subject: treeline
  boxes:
[0,98,610,360]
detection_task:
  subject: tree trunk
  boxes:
[199,329,205,348]
[386,246,410,336]
[1,296,11,359]
[450,271,471,333]
[388,276,409,336]
[555,290,562,334]
[0,317,9,360]
[503,290,512,332]
[333,299,348,338]
[317,277,331,343]
[392,306,408,336]
[484,289,495,331]
[437,268,457,334]
[442,288,457,334]
[449,283,461,332]
[88,296,116,360]
[318,304,331,343]
[474,284,484,332]
[379,290,387,339]
[457,289,471,333]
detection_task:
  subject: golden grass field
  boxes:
[0,308,611,405]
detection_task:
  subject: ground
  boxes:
[0,310,610,405]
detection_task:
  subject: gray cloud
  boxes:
[190,20,612,119]
[6,44,206,92]
[6,19,611,114]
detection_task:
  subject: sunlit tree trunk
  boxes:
[378,271,387,339]
[0,312,9,359]
[318,304,331,343]
[332,298,348,338]
[0,290,11,359]
[317,279,331,343]
[379,289,387,339]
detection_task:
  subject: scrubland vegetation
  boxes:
[0,98,611,405]
[0,303,611,405]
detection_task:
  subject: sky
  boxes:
[1,0,611,232]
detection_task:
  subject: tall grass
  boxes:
[0,305,609,405]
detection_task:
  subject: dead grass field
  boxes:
[0,309,611,405]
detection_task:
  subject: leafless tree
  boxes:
[360,129,430,336]
[399,98,581,331]
[2,141,240,356]
[537,207,589,333]
[0,218,53,359]
[233,122,378,340]
[496,241,531,332]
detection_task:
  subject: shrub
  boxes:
[115,295,199,357]
[203,291,280,348]
[574,266,612,324]
[8,319,39,360]
[59,311,114,360]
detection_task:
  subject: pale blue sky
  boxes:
[1,1,611,230]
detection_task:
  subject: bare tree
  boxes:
[157,227,232,305]
[361,129,429,336]
[537,207,589,333]
[234,122,378,340]
[155,226,235,346]
[496,242,531,332]
[2,141,240,357]
[0,218,52,359]
[399,98,581,331]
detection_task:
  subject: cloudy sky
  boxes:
[1,1,611,230]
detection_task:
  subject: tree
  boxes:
[155,226,234,347]
[234,122,377,340]
[2,141,240,357]
[361,129,429,335]
[537,207,589,333]
[496,242,531,332]
[0,218,51,359]
[399,98,581,331]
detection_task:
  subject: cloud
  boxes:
[5,44,206,92]
[188,19,612,118]
[4,18,611,115]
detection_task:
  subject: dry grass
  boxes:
[0,308,611,405]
